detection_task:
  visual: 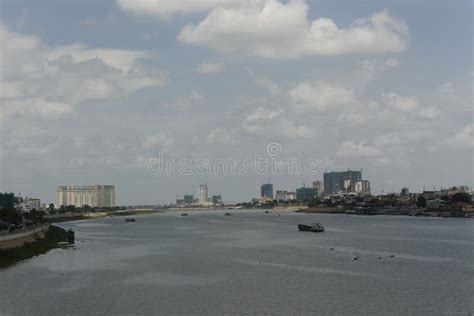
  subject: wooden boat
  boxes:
[298,223,325,232]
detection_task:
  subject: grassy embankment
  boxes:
[0,225,69,269]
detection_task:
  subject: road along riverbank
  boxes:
[0,225,69,269]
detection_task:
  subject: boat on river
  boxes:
[298,223,325,232]
[125,218,136,222]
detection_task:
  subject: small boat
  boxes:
[224,212,232,216]
[125,218,136,222]
[298,222,325,232]
[181,213,188,216]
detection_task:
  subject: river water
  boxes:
[1,210,473,315]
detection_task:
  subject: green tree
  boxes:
[452,192,471,203]
[59,205,67,214]
[24,209,45,224]
[416,196,427,208]
[0,209,22,225]
[66,205,76,213]
[308,198,321,207]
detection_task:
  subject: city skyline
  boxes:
[1,0,472,204]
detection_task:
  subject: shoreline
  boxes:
[0,225,69,269]
[45,209,165,223]
[297,206,473,218]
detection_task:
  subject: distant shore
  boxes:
[297,206,473,218]
[45,209,165,223]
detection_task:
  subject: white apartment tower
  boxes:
[354,180,371,194]
[198,184,208,204]
[56,185,115,208]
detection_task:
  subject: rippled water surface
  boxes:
[1,210,473,315]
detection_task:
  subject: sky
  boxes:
[0,0,472,205]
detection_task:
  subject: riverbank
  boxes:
[0,224,50,249]
[0,225,69,269]
[295,207,345,213]
[298,206,473,218]
[45,209,164,223]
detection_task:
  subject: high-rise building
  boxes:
[275,190,288,201]
[354,180,371,194]
[198,184,208,204]
[56,185,115,208]
[184,194,194,204]
[312,181,323,196]
[296,187,318,202]
[323,170,362,195]
[260,183,273,199]
[276,190,297,201]
[212,195,222,205]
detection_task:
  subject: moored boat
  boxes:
[298,223,325,232]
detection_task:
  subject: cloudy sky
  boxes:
[0,0,472,205]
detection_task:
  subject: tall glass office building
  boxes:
[260,183,273,198]
[323,170,362,195]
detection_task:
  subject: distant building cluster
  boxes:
[1,194,45,213]
[17,197,43,212]
[56,185,115,208]
[275,190,296,201]
[176,183,222,207]
[323,170,370,195]
[255,169,371,205]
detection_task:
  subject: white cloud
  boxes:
[255,77,281,96]
[242,107,283,133]
[0,98,75,121]
[178,1,408,58]
[240,106,316,139]
[337,108,371,126]
[141,133,175,150]
[280,120,315,138]
[0,24,166,121]
[382,93,419,112]
[289,80,356,111]
[446,124,474,148]
[207,128,231,144]
[372,133,404,146]
[358,58,400,74]
[2,126,61,156]
[419,106,441,118]
[336,141,383,158]
[194,62,225,74]
[47,45,155,73]
[116,0,239,19]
